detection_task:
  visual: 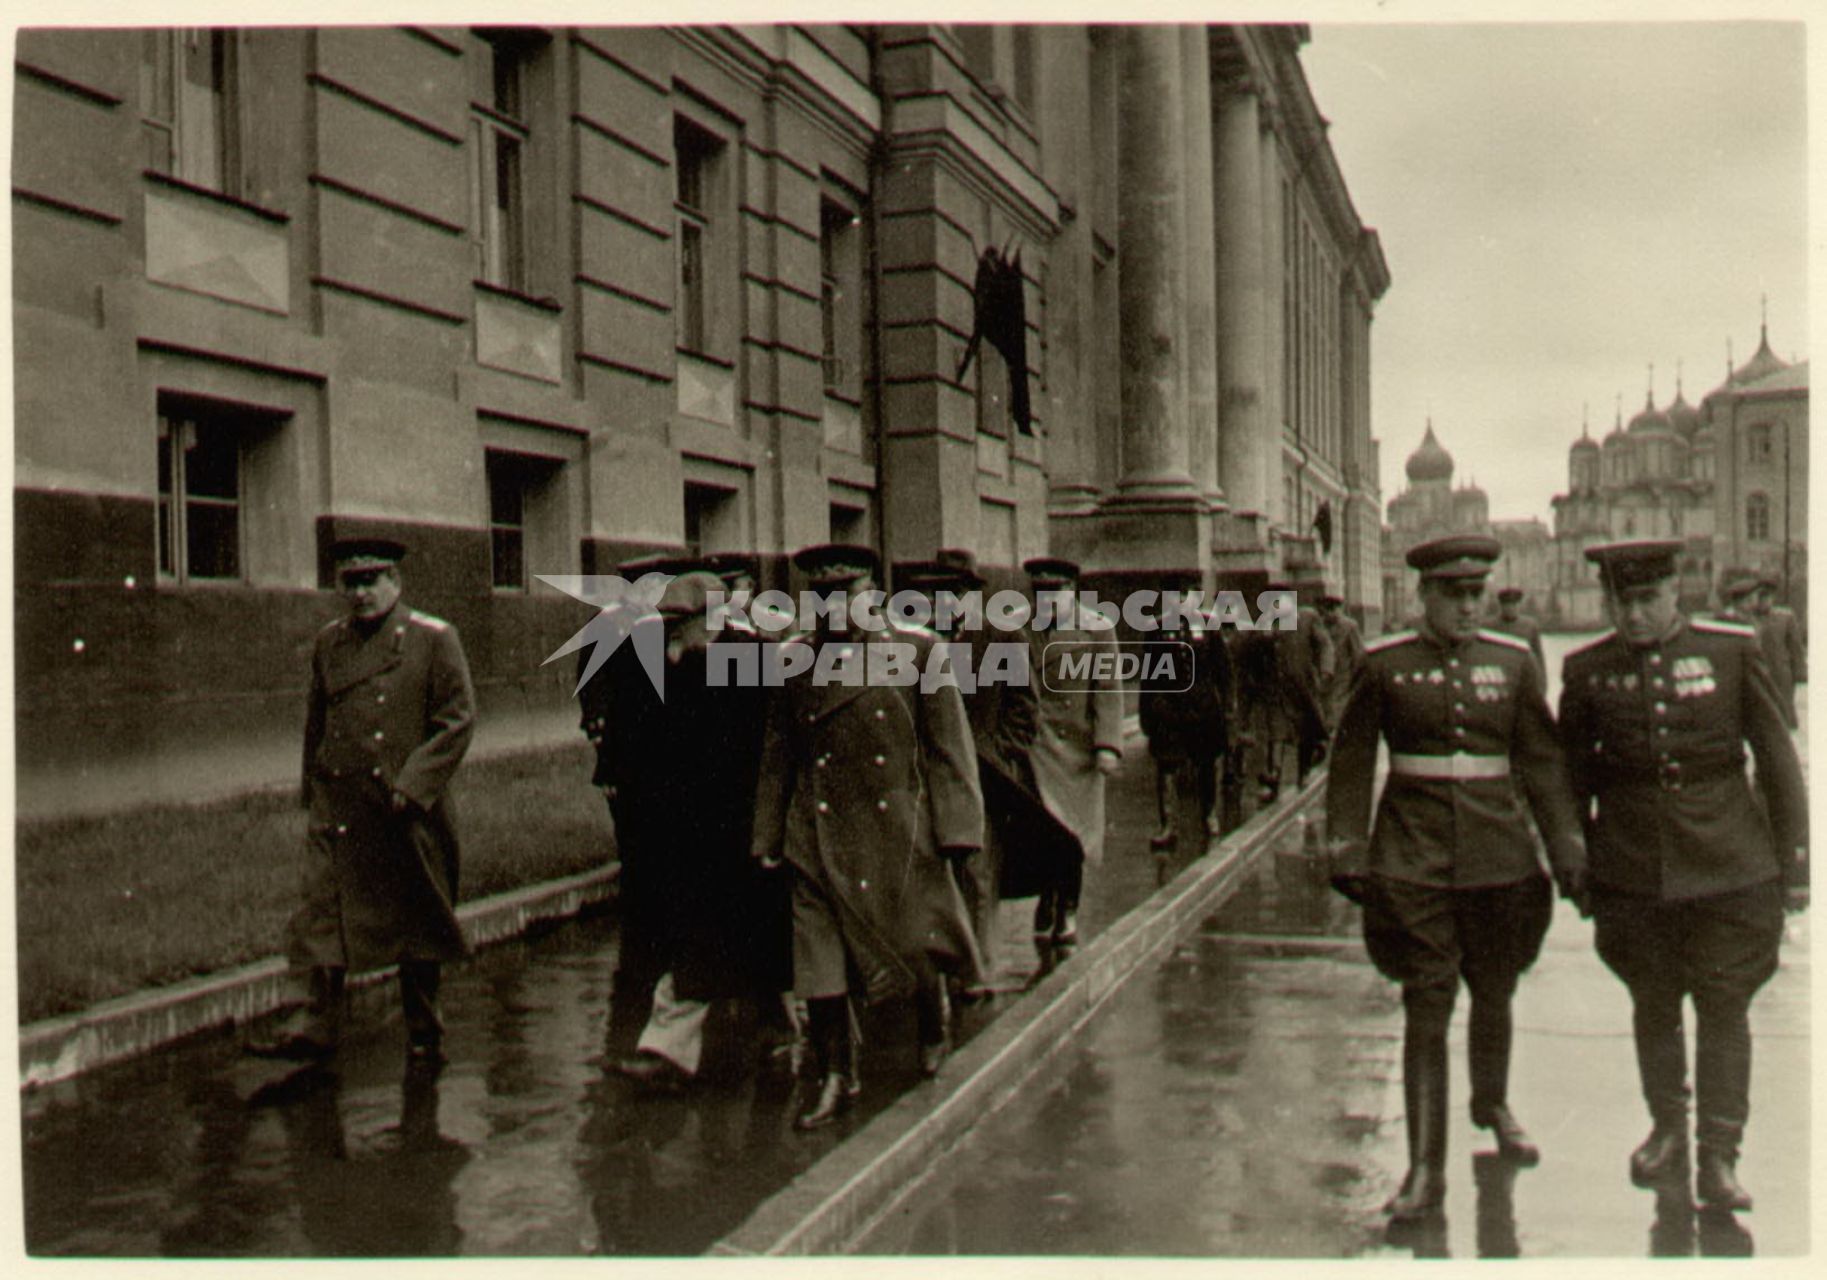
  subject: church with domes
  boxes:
[1549,321,1808,628]
[1380,423,1552,626]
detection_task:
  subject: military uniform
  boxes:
[262,539,476,1062]
[1327,533,1586,1219]
[1318,597,1365,726]
[1559,543,1807,1208]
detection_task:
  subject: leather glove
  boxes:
[1556,864,1592,919]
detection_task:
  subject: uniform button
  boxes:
[815,757,827,769]
[816,800,830,815]
[376,693,386,704]
[1449,659,1460,668]
[1454,702,1466,712]
[1654,703,1667,715]
[874,755,886,766]
[875,709,886,720]
[1650,653,1663,665]
[371,767,382,778]
[859,879,869,890]
[1652,679,1666,690]
[1658,726,1670,736]
[374,730,385,741]
[806,713,817,723]
[335,824,348,835]
[876,799,889,812]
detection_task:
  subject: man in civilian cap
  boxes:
[752,543,985,1126]
[1327,533,1588,1220]
[1560,540,1807,1212]
[249,537,476,1066]
[1490,586,1545,673]
[1749,571,1805,730]
[1022,556,1124,950]
[1714,566,1760,626]
[1140,572,1234,850]
[594,569,789,1091]
[1239,571,1334,802]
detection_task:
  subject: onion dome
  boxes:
[1628,389,1673,436]
[1731,323,1789,386]
[1666,377,1701,437]
[1405,422,1453,483]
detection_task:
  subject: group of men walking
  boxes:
[581,544,1120,1130]
[248,528,1807,1226]
[1327,533,1807,1225]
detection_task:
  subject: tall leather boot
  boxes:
[795,996,859,1132]
[1468,996,1539,1165]
[915,979,952,1078]
[1629,992,1691,1188]
[1694,992,1753,1211]
[1388,990,1451,1220]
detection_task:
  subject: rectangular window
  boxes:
[683,482,737,559]
[141,28,238,192]
[675,116,725,357]
[486,451,530,589]
[157,409,243,581]
[469,31,533,291]
[820,198,863,399]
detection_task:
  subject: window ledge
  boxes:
[677,347,736,371]
[142,170,290,225]
[474,279,563,313]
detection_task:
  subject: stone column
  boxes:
[1110,24,1198,505]
[1181,25,1223,508]
[1214,86,1268,521]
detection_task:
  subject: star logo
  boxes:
[537,574,675,699]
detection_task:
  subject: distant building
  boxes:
[1548,323,1807,628]
[1379,423,1552,626]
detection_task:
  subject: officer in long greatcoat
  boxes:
[249,537,476,1065]
[1023,557,1125,949]
[1327,534,1588,1221]
[1560,540,1808,1213]
[752,544,985,1129]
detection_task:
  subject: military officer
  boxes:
[249,537,477,1065]
[752,544,985,1128]
[1490,586,1546,673]
[1559,540,1807,1213]
[1327,534,1587,1220]
[1751,572,1806,729]
[1317,592,1365,727]
[1023,557,1125,949]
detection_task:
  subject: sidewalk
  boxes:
[853,848,1812,1257]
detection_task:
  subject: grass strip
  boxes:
[15,743,612,1024]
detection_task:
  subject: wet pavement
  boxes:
[19,721,1254,1257]
[855,632,1812,1257]
[21,632,1810,1257]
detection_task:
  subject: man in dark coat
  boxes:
[590,569,788,1090]
[1490,586,1546,674]
[249,537,476,1065]
[1327,534,1588,1220]
[753,544,986,1128]
[1317,592,1366,727]
[1560,540,1808,1213]
[1751,572,1806,729]
[1142,587,1234,849]
[896,552,1069,965]
[1241,575,1333,801]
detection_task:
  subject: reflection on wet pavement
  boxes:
[20,733,1257,1257]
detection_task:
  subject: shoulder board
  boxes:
[1692,618,1757,639]
[407,610,450,632]
[1563,630,1617,660]
[1364,629,1418,655]
[1475,629,1531,654]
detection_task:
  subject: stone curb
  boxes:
[17,865,619,1090]
[710,770,1327,1257]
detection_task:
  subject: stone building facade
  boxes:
[13,24,1387,812]
[1548,325,1807,628]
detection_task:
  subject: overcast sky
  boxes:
[1299,22,1807,524]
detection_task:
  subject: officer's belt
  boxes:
[1589,753,1746,785]
[1387,752,1511,782]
